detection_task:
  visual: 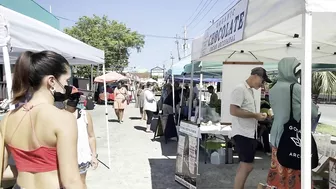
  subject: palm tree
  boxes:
[268,71,336,104]
[311,71,336,104]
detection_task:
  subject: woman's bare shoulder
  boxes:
[37,104,74,123]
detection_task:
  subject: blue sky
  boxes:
[35,0,234,71]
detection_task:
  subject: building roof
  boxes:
[133,72,150,78]
[150,66,164,71]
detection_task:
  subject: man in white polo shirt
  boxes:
[230,67,272,189]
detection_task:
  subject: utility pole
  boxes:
[163,64,166,81]
[175,35,181,61]
[170,52,174,69]
[182,25,188,57]
[170,52,175,114]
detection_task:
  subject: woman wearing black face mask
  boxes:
[65,87,98,188]
[54,85,73,109]
[0,51,84,189]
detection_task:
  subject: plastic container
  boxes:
[210,151,220,165]
[227,141,233,164]
[218,148,227,164]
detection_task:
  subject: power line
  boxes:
[186,0,212,27]
[56,16,77,22]
[56,16,193,40]
[184,0,205,25]
[55,14,187,68]
[213,0,237,21]
[189,0,220,32]
[192,0,237,36]
[141,34,193,40]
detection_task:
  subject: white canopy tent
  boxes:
[192,1,336,64]
[191,0,336,187]
[0,6,111,167]
[0,6,104,65]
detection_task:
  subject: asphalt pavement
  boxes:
[318,104,336,127]
[86,103,184,189]
[86,103,270,189]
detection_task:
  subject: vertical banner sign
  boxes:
[175,121,200,189]
[201,0,249,57]
[330,158,336,189]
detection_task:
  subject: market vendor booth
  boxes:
[176,0,336,188]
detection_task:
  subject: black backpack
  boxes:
[276,83,319,170]
[85,95,94,110]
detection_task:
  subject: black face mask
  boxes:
[54,85,73,102]
[67,99,79,108]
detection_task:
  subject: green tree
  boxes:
[312,71,336,103]
[269,71,336,103]
[64,15,145,78]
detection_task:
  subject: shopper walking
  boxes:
[230,67,271,189]
[134,83,140,108]
[143,83,157,132]
[113,81,128,123]
[65,87,98,188]
[136,84,145,118]
[0,51,84,189]
[139,85,146,120]
[162,83,174,115]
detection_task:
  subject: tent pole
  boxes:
[171,59,175,115]
[102,63,111,168]
[177,75,185,125]
[198,73,203,124]
[301,4,312,188]
[2,46,14,110]
[188,62,194,120]
[90,64,94,92]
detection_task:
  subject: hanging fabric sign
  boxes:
[201,0,249,57]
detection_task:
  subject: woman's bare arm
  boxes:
[2,148,15,181]
[0,113,10,179]
[86,111,97,157]
[0,135,9,179]
[54,111,84,189]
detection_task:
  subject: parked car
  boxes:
[98,92,114,104]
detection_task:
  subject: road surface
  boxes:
[86,104,184,189]
[318,104,336,126]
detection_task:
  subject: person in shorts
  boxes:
[65,86,99,187]
[230,67,272,189]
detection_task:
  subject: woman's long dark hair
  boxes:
[12,51,69,104]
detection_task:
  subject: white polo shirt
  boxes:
[230,81,258,139]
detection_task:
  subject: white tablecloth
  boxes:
[199,125,232,137]
[176,124,232,138]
